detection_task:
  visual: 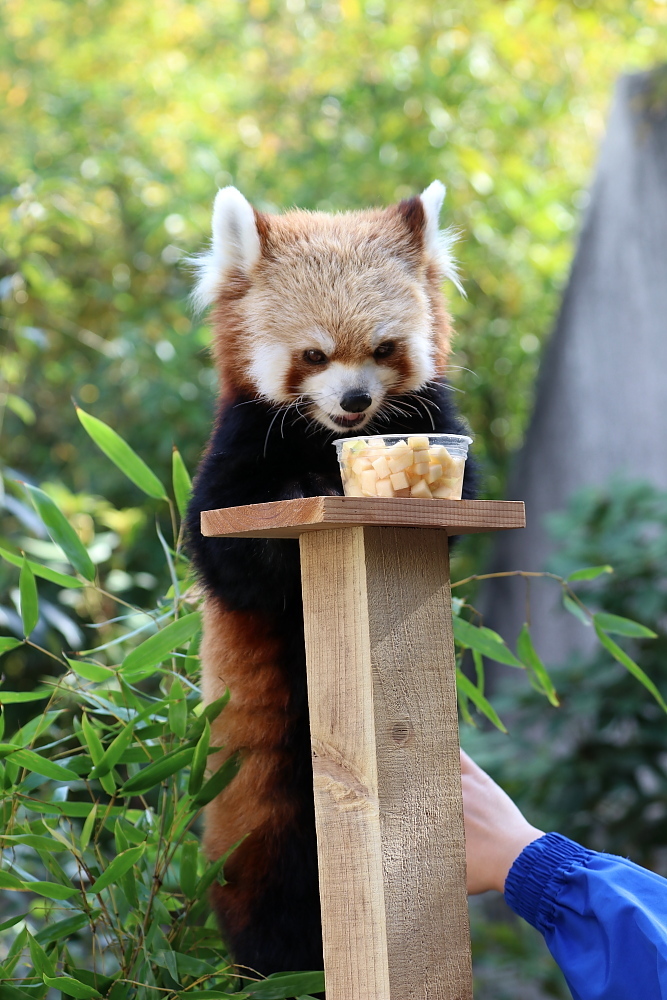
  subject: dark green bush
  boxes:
[464,479,667,874]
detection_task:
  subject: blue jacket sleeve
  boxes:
[504,832,667,1000]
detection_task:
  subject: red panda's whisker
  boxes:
[263,406,288,456]
[233,397,263,408]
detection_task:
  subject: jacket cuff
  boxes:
[504,832,592,930]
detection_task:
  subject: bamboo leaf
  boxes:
[191,752,241,808]
[245,972,326,998]
[0,982,29,1000]
[120,612,201,678]
[0,545,85,588]
[563,594,591,627]
[187,691,229,741]
[9,748,79,781]
[29,931,56,977]
[180,839,199,900]
[456,670,508,733]
[516,624,559,707]
[452,617,523,668]
[66,658,115,683]
[81,714,116,794]
[27,880,79,900]
[119,746,194,794]
[19,555,39,636]
[0,834,69,852]
[43,976,101,999]
[0,871,26,890]
[457,686,474,727]
[34,913,90,945]
[188,717,210,796]
[80,713,104,765]
[80,802,97,852]
[594,625,667,714]
[88,844,146,893]
[0,638,24,657]
[168,677,187,738]
[76,406,167,500]
[23,484,95,581]
[172,446,192,519]
[88,718,135,779]
[593,612,657,639]
[0,913,28,934]
[567,565,613,582]
[472,648,484,695]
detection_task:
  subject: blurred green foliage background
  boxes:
[3,0,666,496]
[2,2,667,995]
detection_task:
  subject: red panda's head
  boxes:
[192,184,461,433]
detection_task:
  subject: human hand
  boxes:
[460,748,544,894]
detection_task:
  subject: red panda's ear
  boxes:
[191,187,264,312]
[396,194,427,245]
[396,181,463,293]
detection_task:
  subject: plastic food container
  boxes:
[334,434,472,500]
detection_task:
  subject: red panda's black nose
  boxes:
[340,391,373,413]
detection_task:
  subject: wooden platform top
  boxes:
[201,496,525,539]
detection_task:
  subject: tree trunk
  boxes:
[484,67,667,666]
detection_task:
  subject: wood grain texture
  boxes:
[300,526,472,1000]
[300,528,391,1000]
[366,527,471,1000]
[202,495,525,539]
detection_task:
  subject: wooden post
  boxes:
[201,497,525,1000]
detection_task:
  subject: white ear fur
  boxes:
[419,180,464,294]
[191,187,261,312]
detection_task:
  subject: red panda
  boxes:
[186,183,476,980]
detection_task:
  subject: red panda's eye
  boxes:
[374,341,396,359]
[304,349,327,365]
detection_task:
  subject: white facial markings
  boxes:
[372,320,400,347]
[300,360,389,430]
[306,328,337,356]
[248,341,293,402]
[403,316,436,389]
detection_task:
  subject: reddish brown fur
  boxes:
[201,597,297,931]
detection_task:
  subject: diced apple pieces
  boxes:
[376,478,395,497]
[388,449,414,474]
[410,479,433,499]
[338,436,467,500]
[345,482,365,497]
[389,471,410,491]
[389,439,410,454]
[371,456,391,480]
[430,445,451,463]
[360,469,378,496]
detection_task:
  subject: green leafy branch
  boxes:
[451,564,662,732]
